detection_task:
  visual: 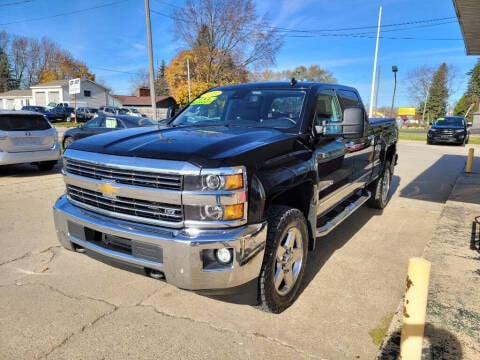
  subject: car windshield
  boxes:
[171,88,307,131]
[434,117,464,126]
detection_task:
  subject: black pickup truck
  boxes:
[53,81,398,313]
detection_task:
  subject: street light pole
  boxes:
[390,65,398,118]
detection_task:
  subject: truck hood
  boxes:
[67,125,305,168]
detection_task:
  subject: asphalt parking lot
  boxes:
[1,140,479,359]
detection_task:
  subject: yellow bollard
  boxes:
[399,257,432,360]
[466,148,474,173]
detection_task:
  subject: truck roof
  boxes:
[211,81,359,93]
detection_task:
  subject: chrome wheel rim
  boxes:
[381,167,391,203]
[274,226,304,296]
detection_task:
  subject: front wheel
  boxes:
[258,205,308,313]
[367,161,392,209]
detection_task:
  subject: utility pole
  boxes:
[369,6,382,118]
[374,67,381,116]
[144,0,157,120]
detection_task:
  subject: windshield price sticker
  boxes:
[191,90,222,105]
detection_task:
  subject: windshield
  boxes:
[171,88,307,131]
[434,117,464,127]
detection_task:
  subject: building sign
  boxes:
[398,107,416,116]
[69,78,81,95]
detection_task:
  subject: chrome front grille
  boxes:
[64,158,182,190]
[67,185,183,223]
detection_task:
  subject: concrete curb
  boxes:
[377,167,480,359]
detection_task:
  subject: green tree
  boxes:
[424,63,448,121]
[454,59,480,120]
[0,47,13,92]
[155,60,169,96]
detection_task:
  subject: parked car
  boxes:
[62,114,157,149]
[427,116,470,145]
[21,105,58,122]
[71,107,98,122]
[118,107,146,117]
[52,105,75,122]
[0,110,61,170]
[98,106,120,115]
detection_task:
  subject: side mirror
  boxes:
[314,107,365,138]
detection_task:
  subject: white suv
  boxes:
[0,110,61,171]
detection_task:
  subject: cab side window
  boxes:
[315,90,342,125]
[337,89,362,107]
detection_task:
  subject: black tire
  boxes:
[427,139,432,145]
[258,205,308,313]
[37,160,56,171]
[63,137,74,149]
[367,161,392,210]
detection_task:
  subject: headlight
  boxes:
[183,167,247,225]
[202,173,243,190]
[185,203,244,221]
[184,168,245,191]
[455,129,465,133]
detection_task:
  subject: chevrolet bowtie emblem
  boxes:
[97,182,119,197]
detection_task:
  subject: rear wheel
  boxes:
[258,205,308,313]
[367,161,392,209]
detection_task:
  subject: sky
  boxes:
[0,0,477,110]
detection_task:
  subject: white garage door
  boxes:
[35,92,46,106]
[49,91,60,104]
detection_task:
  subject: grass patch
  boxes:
[369,313,394,347]
[399,131,427,141]
[53,121,80,128]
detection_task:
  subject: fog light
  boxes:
[215,248,232,264]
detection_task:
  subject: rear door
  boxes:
[0,114,56,153]
[336,89,374,185]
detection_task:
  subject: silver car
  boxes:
[0,110,61,171]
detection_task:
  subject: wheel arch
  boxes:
[266,181,316,251]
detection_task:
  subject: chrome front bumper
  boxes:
[53,195,267,290]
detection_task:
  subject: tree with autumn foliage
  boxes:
[0,31,95,89]
[167,0,282,107]
[38,50,94,83]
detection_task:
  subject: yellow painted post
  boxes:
[399,257,431,360]
[466,148,474,173]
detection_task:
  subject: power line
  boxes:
[0,0,34,7]
[0,0,129,26]
[271,16,457,34]
[93,67,138,75]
